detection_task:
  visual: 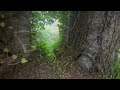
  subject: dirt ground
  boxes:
[0,55,103,79]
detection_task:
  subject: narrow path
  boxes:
[0,58,102,79]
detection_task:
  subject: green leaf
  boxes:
[21,58,28,64]
[0,22,5,27]
[4,48,9,52]
[31,45,36,49]
[12,54,18,60]
[119,49,120,51]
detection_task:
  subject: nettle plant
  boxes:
[0,13,29,65]
[1,39,38,65]
[2,48,28,65]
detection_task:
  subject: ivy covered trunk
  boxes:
[0,11,31,78]
[64,11,120,72]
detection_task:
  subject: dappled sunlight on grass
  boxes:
[41,20,60,60]
[30,11,69,61]
[31,12,61,60]
[42,20,60,47]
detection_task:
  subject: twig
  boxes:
[70,11,80,31]
[66,11,80,43]
[14,31,33,33]
[0,61,6,64]
[14,31,41,34]
[14,34,27,53]
[8,62,20,66]
[26,49,36,53]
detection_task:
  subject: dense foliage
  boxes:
[30,11,69,60]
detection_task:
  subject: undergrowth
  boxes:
[104,50,120,79]
[30,11,69,73]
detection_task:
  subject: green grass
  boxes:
[105,51,120,79]
[30,11,69,73]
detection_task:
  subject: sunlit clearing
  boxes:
[31,11,69,61]
[43,20,60,46]
[40,20,60,60]
[31,12,60,60]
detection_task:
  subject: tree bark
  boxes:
[64,11,120,72]
[8,11,31,54]
[0,11,31,53]
[0,11,31,78]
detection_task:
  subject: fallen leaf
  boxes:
[21,58,28,64]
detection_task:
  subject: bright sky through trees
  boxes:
[31,11,69,60]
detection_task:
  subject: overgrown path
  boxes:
[0,54,102,79]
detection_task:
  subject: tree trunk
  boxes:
[8,11,31,54]
[64,11,120,72]
[0,11,31,78]
[0,11,31,53]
